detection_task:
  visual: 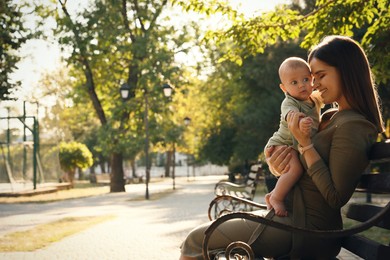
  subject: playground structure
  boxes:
[0,102,61,192]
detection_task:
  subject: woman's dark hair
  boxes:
[308,35,384,133]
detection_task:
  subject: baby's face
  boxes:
[280,66,313,101]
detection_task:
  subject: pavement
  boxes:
[0,175,363,260]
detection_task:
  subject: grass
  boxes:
[0,180,174,252]
[0,178,178,204]
[342,192,390,245]
[343,218,390,245]
[0,215,115,252]
[0,182,110,204]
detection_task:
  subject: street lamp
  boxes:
[184,116,191,126]
[120,82,151,199]
[120,83,131,100]
[162,83,172,97]
[184,117,191,181]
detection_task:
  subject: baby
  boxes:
[265,57,323,216]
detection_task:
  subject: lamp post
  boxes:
[162,83,176,189]
[184,117,191,181]
[120,82,150,199]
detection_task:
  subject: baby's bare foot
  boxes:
[269,195,288,217]
[265,193,272,210]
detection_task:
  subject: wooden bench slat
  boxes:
[356,172,390,193]
[346,203,390,229]
[342,234,390,260]
[369,141,390,162]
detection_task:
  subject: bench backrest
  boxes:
[342,140,390,259]
[244,164,263,198]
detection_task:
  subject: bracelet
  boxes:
[298,143,314,155]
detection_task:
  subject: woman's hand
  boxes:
[265,145,293,176]
[287,111,312,146]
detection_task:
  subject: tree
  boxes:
[181,0,389,84]
[178,0,390,168]
[36,0,197,193]
[198,40,307,167]
[58,141,93,187]
[0,0,32,100]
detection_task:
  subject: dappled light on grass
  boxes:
[0,215,115,252]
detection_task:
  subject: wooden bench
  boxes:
[203,140,390,260]
[210,164,263,220]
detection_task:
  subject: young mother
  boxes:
[179,35,384,259]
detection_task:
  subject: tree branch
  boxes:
[58,0,107,125]
[121,0,135,42]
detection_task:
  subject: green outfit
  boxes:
[266,92,323,149]
[180,109,377,259]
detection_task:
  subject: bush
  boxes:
[59,142,93,187]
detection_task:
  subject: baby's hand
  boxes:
[299,117,313,136]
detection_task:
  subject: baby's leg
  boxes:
[267,147,303,216]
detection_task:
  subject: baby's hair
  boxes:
[279,57,310,78]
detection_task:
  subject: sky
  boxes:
[1,0,288,121]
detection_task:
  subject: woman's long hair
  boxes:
[308,35,384,133]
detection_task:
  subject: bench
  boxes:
[203,140,390,260]
[125,176,144,184]
[214,163,263,200]
[210,164,263,219]
[94,173,111,184]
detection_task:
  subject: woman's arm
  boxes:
[288,111,376,208]
[306,121,375,208]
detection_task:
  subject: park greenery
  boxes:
[58,141,93,187]
[1,0,389,192]
[0,0,33,100]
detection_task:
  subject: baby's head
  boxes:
[279,57,313,101]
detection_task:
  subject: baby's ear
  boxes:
[279,83,286,93]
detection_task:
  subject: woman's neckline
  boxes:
[319,109,356,131]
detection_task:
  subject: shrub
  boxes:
[59,142,93,187]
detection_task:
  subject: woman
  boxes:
[179,35,384,259]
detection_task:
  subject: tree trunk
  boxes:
[99,154,106,173]
[110,152,125,192]
[131,159,137,178]
[89,165,96,183]
[165,151,171,177]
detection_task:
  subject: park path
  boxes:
[0,175,362,260]
[0,175,221,259]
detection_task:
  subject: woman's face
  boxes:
[309,58,350,110]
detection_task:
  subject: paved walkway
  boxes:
[0,175,362,259]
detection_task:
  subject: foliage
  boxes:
[179,0,390,169]
[193,0,390,84]
[33,0,203,191]
[27,0,389,177]
[198,40,307,166]
[0,0,32,100]
[177,0,389,86]
[58,141,93,173]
